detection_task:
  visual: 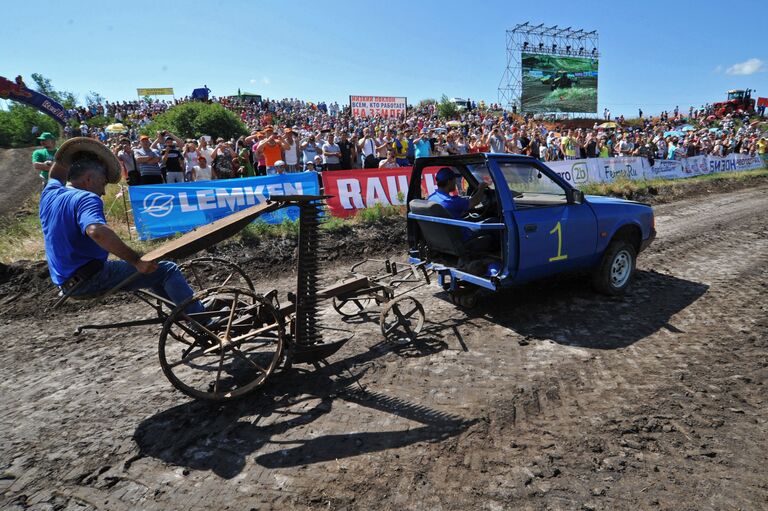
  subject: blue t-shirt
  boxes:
[39,180,108,285]
[406,137,415,159]
[427,190,470,219]
[414,139,431,159]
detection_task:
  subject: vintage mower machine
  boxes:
[56,196,431,402]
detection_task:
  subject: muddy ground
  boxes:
[1,183,767,510]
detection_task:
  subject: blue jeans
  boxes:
[71,260,204,314]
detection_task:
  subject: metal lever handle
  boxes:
[524,224,537,233]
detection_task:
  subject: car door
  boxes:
[496,161,598,283]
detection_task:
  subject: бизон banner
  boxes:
[129,172,319,240]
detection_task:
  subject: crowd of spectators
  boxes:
[56,94,768,186]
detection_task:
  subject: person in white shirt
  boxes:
[358,127,378,168]
[197,136,214,166]
[183,140,198,181]
[379,148,400,168]
[191,155,213,181]
[282,129,300,172]
[617,135,633,156]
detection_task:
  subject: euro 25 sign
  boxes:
[129,173,320,240]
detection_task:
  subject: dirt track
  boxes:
[0,148,37,217]
[1,185,767,510]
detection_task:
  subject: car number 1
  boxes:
[548,221,568,262]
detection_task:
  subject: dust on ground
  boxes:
[0,184,767,510]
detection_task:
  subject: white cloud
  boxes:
[725,58,765,76]
[248,77,271,86]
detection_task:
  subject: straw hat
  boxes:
[55,137,122,184]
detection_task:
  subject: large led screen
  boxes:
[521,52,598,113]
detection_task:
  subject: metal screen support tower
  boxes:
[498,22,599,115]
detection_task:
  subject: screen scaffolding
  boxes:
[498,22,599,115]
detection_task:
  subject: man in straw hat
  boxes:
[39,137,203,314]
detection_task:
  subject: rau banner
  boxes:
[128,172,320,240]
[321,166,442,218]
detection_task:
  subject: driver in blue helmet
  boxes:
[427,167,488,219]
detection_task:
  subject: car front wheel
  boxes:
[592,241,636,295]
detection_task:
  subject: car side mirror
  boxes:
[567,188,584,204]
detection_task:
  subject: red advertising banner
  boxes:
[757,97,768,108]
[322,166,441,218]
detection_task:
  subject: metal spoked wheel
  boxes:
[379,296,425,343]
[158,286,285,402]
[332,296,375,318]
[180,257,255,293]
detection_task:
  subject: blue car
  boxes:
[406,154,655,304]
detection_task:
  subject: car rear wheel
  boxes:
[592,241,636,296]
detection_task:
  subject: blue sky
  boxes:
[1,0,765,116]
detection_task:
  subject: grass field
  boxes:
[579,167,768,197]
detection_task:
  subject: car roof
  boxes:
[413,153,540,168]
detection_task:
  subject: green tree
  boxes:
[87,115,111,129]
[0,104,60,148]
[85,90,105,107]
[29,73,60,102]
[140,102,247,140]
[436,95,458,119]
[29,73,77,108]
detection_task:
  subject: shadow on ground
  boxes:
[133,336,472,479]
[431,269,709,349]
[133,270,706,479]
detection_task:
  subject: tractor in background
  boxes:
[713,89,755,117]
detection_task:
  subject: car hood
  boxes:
[585,195,646,207]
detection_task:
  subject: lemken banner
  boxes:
[129,173,319,240]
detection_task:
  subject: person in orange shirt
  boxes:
[256,127,290,175]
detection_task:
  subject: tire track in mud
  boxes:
[320,186,768,510]
[2,185,768,510]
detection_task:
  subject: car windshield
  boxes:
[466,163,495,190]
[498,162,565,197]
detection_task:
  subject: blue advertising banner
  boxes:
[128,173,320,240]
[0,75,70,126]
